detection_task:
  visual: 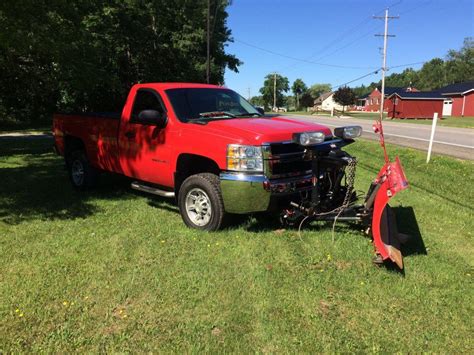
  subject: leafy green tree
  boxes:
[333,87,356,113]
[259,73,289,109]
[352,84,370,99]
[445,37,474,84]
[417,58,446,90]
[300,92,314,109]
[249,96,264,107]
[291,79,307,110]
[0,0,241,124]
[308,83,332,100]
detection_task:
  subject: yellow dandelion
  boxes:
[326,254,332,261]
[19,313,24,317]
[63,301,68,306]
[15,309,20,313]
[161,240,165,243]
[360,281,365,285]
[123,314,128,318]
[119,309,123,314]
[207,244,211,247]
[84,296,89,300]
[71,302,75,306]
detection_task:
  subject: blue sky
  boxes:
[223,0,473,97]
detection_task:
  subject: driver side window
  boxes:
[131,89,165,123]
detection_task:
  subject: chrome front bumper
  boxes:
[219,172,313,214]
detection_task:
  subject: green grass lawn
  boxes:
[0,137,473,352]
[290,111,474,129]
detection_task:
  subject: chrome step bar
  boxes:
[131,181,175,198]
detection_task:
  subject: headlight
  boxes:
[227,144,263,172]
[334,126,362,139]
[293,131,326,146]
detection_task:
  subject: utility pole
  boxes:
[247,87,251,100]
[374,9,398,120]
[206,0,211,83]
[273,72,277,110]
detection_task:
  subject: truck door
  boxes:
[119,88,171,185]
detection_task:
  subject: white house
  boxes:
[314,92,344,111]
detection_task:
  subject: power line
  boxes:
[234,39,377,70]
[332,69,381,90]
[329,60,426,90]
[389,61,426,70]
[279,0,405,72]
[280,24,381,73]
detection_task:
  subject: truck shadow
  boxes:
[0,137,134,225]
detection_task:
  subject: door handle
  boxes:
[125,131,135,139]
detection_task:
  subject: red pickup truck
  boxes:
[53,82,362,231]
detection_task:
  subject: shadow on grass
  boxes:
[0,136,54,157]
[0,137,136,225]
[394,206,427,257]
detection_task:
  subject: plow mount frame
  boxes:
[281,120,412,270]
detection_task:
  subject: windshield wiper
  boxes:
[199,111,236,118]
[234,113,262,118]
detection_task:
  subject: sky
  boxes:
[223,0,474,98]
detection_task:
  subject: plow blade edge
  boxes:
[370,157,409,269]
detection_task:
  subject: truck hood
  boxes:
[203,116,333,144]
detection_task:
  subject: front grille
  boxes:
[269,142,305,155]
[265,142,312,177]
[271,160,312,175]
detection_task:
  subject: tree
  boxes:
[300,92,314,109]
[249,95,264,107]
[0,0,242,124]
[291,79,307,110]
[445,37,474,84]
[259,73,289,109]
[333,87,356,113]
[308,83,332,100]
[417,58,446,90]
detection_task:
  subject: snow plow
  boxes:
[279,120,411,270]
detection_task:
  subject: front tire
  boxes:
[67,150,98,189]
[178,173,225,231]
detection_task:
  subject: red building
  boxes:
[436,81,474,117]
[387,92,445,119]
[364,87,418,112]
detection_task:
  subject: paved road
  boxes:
[287,114,474,161]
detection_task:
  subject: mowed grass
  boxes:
[0,137,473,352]
[291,111,474,129]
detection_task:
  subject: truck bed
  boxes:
[53,112,123,174]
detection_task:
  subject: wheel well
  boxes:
[64,136,85,163]
[175,154,220,194]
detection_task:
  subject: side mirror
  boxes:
[255,106,265,115]
[138,109,167,128]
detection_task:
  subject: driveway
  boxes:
[287,114,474,161]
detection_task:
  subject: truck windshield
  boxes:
[165,88,261,122]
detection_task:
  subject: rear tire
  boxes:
[178,173,225,231]
[67,150,98,189]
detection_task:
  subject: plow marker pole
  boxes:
[426,112,438,163]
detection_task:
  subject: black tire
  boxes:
[66,150,98,189]
[178,173,225,231]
